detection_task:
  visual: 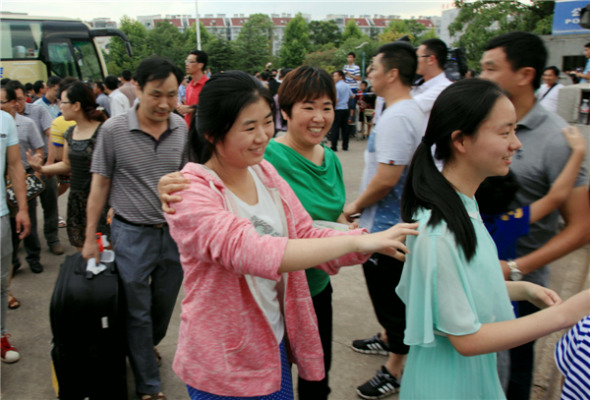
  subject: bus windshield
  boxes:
[0,20,42,59]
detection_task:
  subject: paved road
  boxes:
[2,136,588,400]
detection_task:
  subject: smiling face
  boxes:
[212,98,274,170]
[283,95,334,148]
[462,95,521,179]
[542,69,558,86]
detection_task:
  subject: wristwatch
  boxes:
[507,260,523,281]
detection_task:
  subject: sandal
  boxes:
[138,392,166,400]
[58,216,67,228]
[8,292,20,310]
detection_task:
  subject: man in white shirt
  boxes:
[411,38,452,119]
[104,75,130,117]
[536,66,564,114]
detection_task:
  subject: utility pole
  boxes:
[195,0,202,50]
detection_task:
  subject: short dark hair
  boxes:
[95,81,105,92]
[1,83,16,102]
[134,56,183,91]
[485,31,547,90]
[24,82,33,92]
[33,80,45,94]
[421,38,448,70]
[402,79,506,261]
[333,70,345,79]
[544,65,560,76]
[104,75,119,91]
[278,66,336,119]
[376,41,417,87]
[188,70,273,163]
[120,70,132,81]
[585,42,590,48]
[347,52,356,58]
[47,76,62,88]
[189,50,208,71]
[6,80,25,94]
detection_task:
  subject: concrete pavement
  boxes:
[1,136,588,399]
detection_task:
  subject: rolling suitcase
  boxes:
[50,251,127,400]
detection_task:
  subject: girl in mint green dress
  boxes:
[396,79,590,399]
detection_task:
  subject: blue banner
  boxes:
[552,0,590,35]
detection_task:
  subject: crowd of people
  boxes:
[1,30,589,400]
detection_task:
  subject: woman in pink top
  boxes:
[163,71,418,400]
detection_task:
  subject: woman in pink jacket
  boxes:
[163,71,418,400]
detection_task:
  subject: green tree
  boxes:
[145,21,187,69]
[339,36,379,78]
[304,48,340,73]
[183,21,212,54]
[204,37,236,73]
[280,13,311,68]
[379,19,433,46]
[449,0,554,69]
[308,20,341,50]
[341,19,363,42]
[104,16,148,76]
[234,13,274,73]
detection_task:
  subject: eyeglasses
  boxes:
[418,54,433,58]
[185,60,198,64]
[0,100,9,104]
[60,101,75,104]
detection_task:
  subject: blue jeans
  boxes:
[110,218,183,394]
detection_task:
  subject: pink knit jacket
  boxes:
[165,160,369,397]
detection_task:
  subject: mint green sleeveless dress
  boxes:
[396,192,515,399]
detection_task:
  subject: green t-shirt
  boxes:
[264,139,346,296]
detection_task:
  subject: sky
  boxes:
[2,0,450,22]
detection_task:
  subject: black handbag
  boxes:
[6,173,46,208]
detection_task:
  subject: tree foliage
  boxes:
[308,20,341,50]
[234,13,274,73]
[342,19,363,42]
[204,37,236,72]
[449,0,554,69]
[104,16,147,76]
[379,19,434,46]
[145,21,187,70]
[280,14,311,68]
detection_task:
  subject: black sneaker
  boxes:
[351,333,390,356]
[356,366,400,399]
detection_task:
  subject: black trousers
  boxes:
[297,282,333,400]
[330,109,349,151]
[506,301,539,400]
[362,253,408,355]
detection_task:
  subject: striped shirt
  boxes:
[91,104,187,224]
[555,315,590,400]
[343,63,361,90]
[21,102,52,154]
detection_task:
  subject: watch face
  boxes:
[510,269,523,281]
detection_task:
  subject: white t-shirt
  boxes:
[536,83,563,114]
[411,72,452,118]
[359,99,426,232]
[228,167,285,343]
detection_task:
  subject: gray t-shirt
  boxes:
[512,101,588,285]
[15,113,44,167]
[359,99,426,232]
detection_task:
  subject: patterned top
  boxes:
[555,315,590,400]
[91,104,187,224]
[343,63,361,90]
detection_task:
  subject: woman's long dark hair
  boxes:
[187,71,274,163]
[66,81,106,122]
[401,78,505,261]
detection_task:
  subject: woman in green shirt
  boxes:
[264,66,345,399]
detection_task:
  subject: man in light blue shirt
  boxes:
[33,76,61,119]
[329,70,353,151]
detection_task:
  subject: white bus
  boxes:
[0,13,131,83]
